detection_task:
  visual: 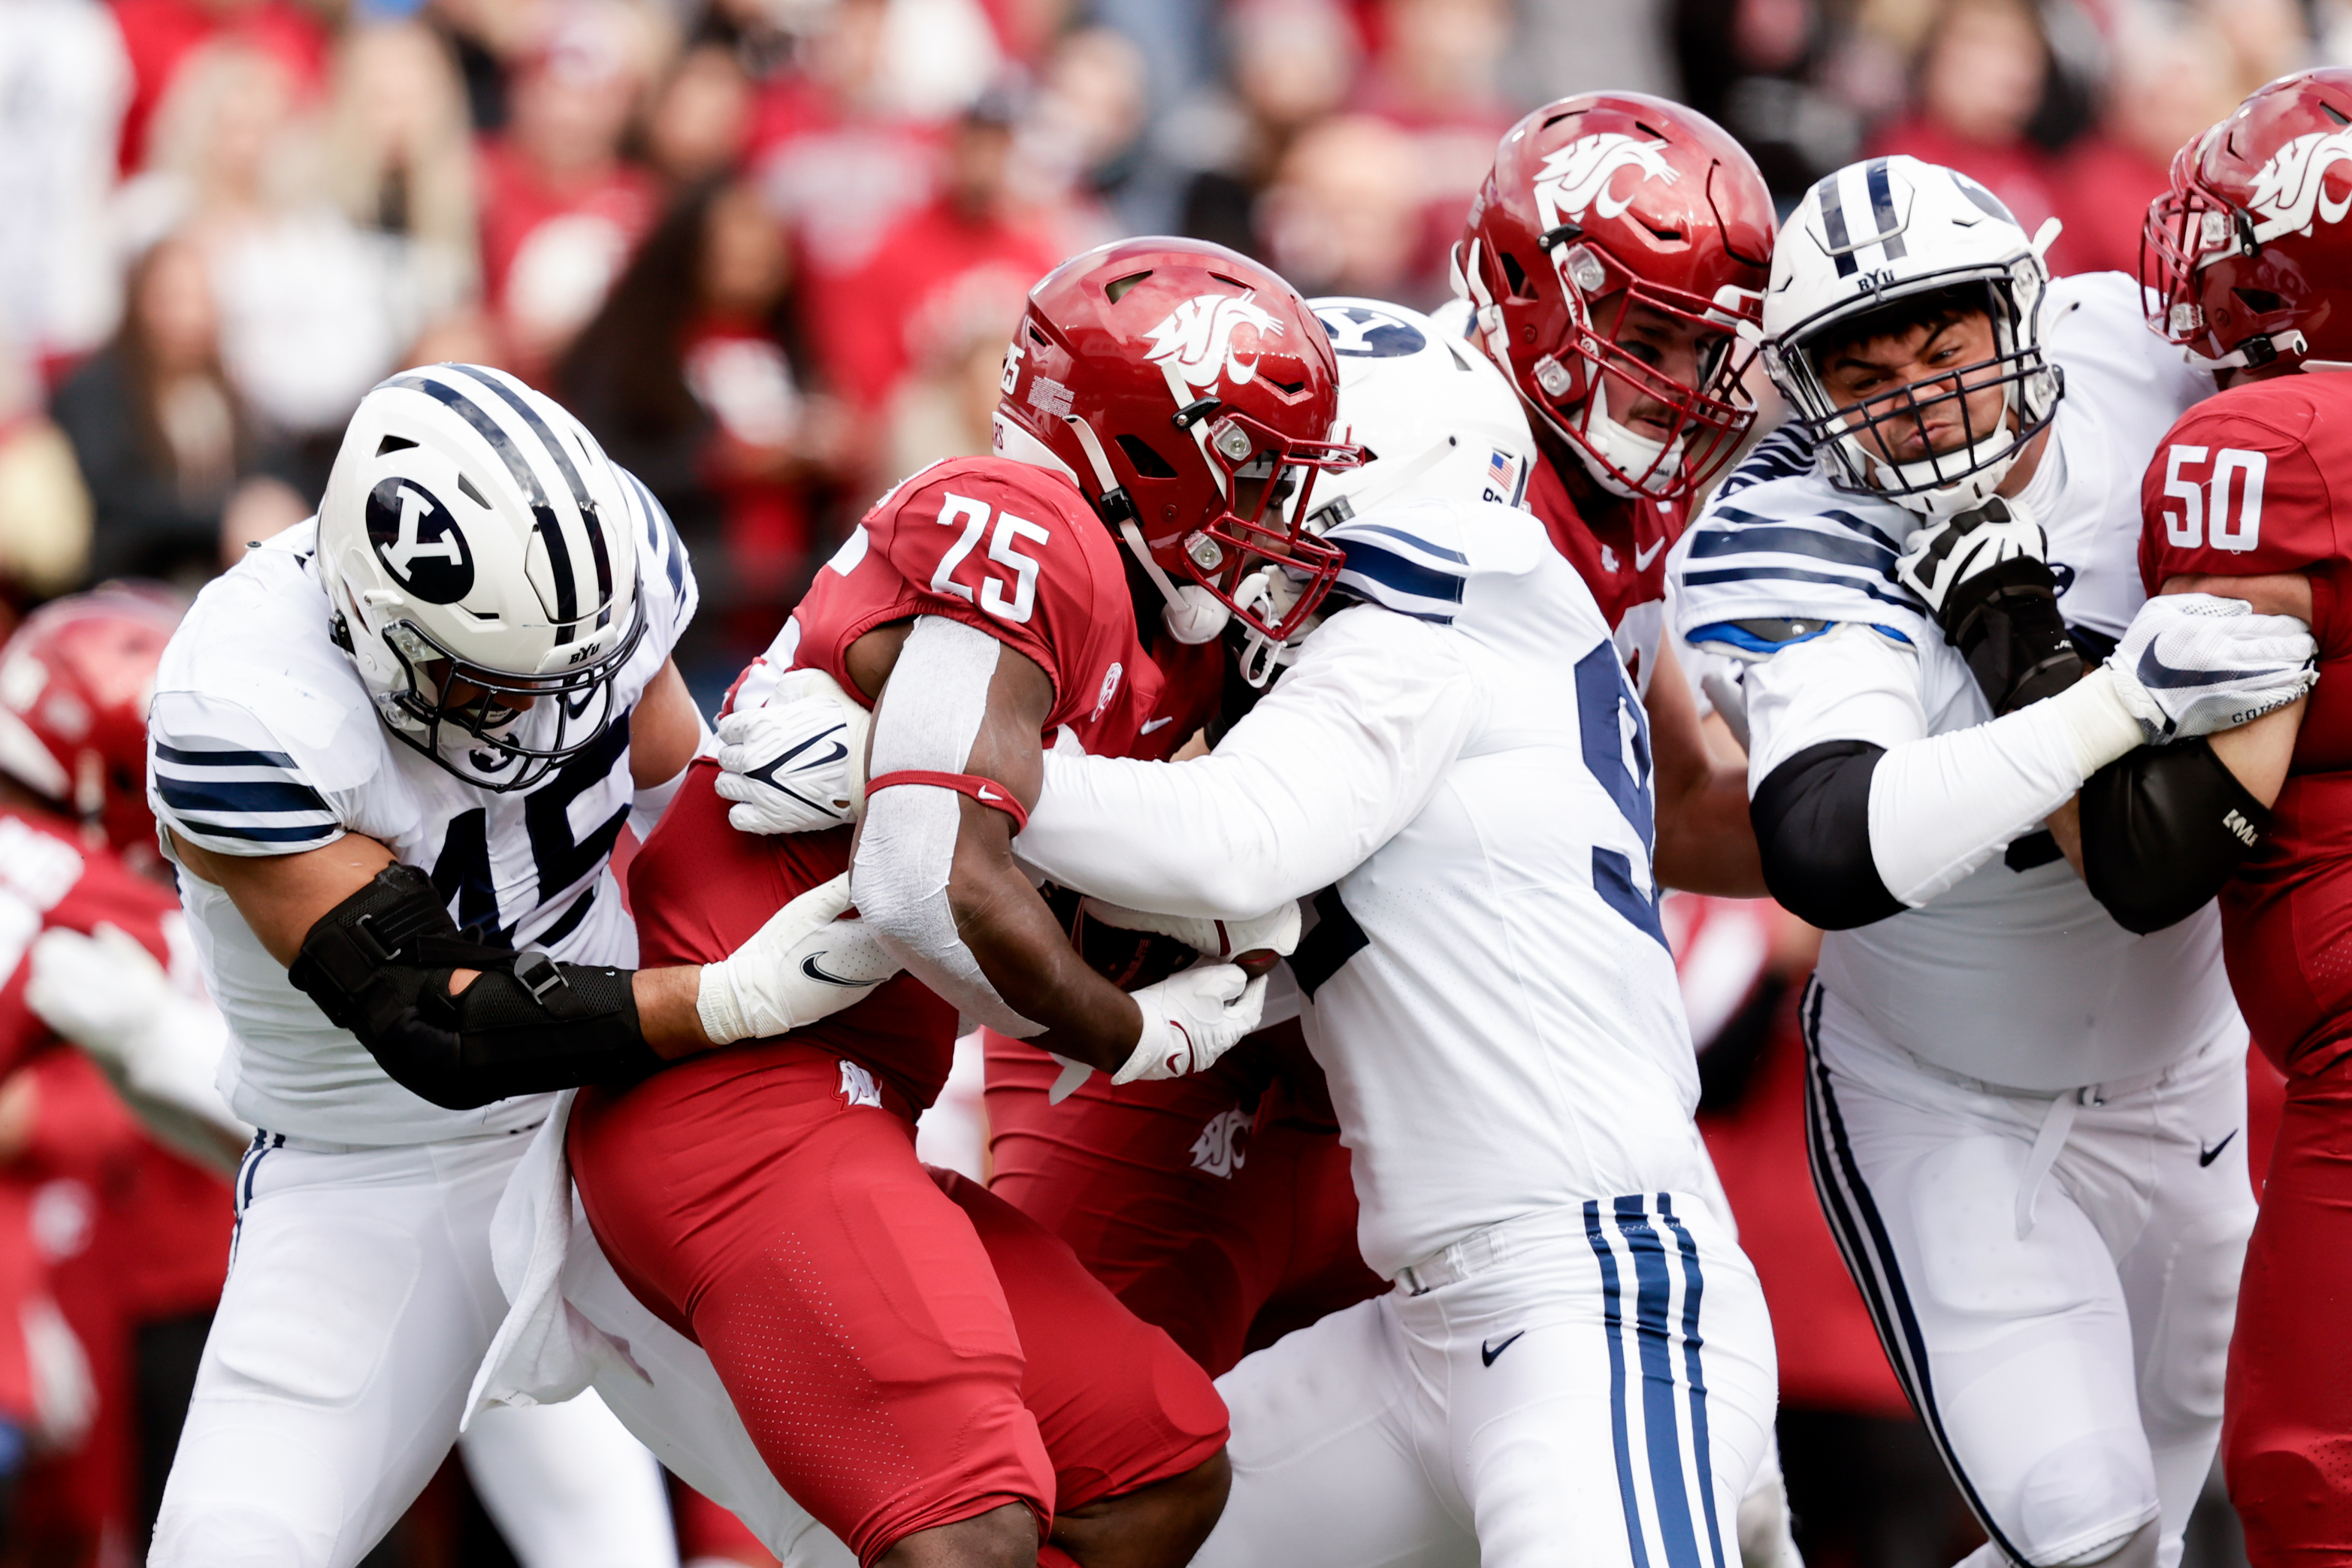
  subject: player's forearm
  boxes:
[947,853,1142,1071]
[633,966,715,1059]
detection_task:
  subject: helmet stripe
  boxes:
[1812,172,1858,278]
[1865,159,1907,263]
[386,369,582,642]
[446,365,615,627]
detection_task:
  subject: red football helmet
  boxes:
[0,586,183,861]
[993,237,1364,649]
[2142,68,2352,370]
[1453,93,1776,500]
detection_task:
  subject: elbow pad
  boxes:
[1750,740,1907,931]
[2080,739,2269,935]
[289,863,658,1109]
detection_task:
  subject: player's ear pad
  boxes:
[1042,884,1202,992]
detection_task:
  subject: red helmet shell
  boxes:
[994,237,1362,642]
[2143,68,2352,367]
[0,586,183,860]
[1455,92,1776,498]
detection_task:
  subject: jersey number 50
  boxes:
[2160,445,2266,553]
[933,494,1051,624]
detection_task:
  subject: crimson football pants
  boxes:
[984,1032,1383,1376]
[2225,1040,2352,1567]
[570,1044,1228,1567]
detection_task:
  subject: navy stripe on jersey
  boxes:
[1715,425,1816,501]
[1586,1201,1650,1568]
[1681,563,1920,613]
[1687,518,1895,573]
[1800,983,2032,1566]
[153,741,340,849]
[155,775,329,817]
[1332,527,1469,623]
[153,742,300,770]
[1338,521,1469,564]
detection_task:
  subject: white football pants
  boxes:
[1802,980,2254,1568]
[1192,1192,1778,1568]
[150,1131,677,1568]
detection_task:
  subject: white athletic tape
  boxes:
[853,616,1042,1038]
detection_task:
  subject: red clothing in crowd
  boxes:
[2051,134,2173,281]
[803,197,1063,415]
[473,137,660,371]
[109,0,328,171]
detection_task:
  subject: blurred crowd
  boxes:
[0,0,2329,693]
[0,0,2325,1561]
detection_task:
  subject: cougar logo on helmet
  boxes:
[364,478,474,604]
[1532,133,1679,233]
[1142,293,1285,392]
[2246,127,2352,243]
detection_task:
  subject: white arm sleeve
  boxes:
[850,615,1042,1038]
[1017,609,1481,919]
[1743,624,2145,908]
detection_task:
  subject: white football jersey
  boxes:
[148,509,696,1146]
[1019,497,1710,1277]
[1672,270,2238,1090]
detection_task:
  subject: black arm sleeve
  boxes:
[289,863,661,1109]
[1749,739,1908,931]
[2079,739,2269,935]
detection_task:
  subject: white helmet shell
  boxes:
[316,363,647,790]
[1306,298,1537,524]
[1761,156,2063,518]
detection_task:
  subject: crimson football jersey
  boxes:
[2139,373,2352,1068]
[631,455,1224,1106]
[1525,452,1685,692]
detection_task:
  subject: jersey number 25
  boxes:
[933,494,1051,625]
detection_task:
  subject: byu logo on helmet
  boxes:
[1532,132,1679,233]
[1142,293,1284,391]
[1315,303,1428,358]
[2245,127,2352,243]
[364,478,473,604]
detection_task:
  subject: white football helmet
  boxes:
[1226,298,1537,682]
[316,364,647,791]
[1761,156,2063,518]
[1304,298,1537,523]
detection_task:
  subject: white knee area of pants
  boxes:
[460,1393,679,1568]
[852,615,1039,1037]
[2045,1519,2160,1568]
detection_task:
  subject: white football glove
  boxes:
[26,923,253,1160]
[1894,496,2048,620]
[2106,591,2318,742]
[713,669,870,835]
[1075,896,1302,960]
[696,874,902,1045]
[1111,963,1269,1086]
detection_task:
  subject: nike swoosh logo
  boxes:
[2199,1128,2238,1168]
[976,785,1002,802]
[1480,1331,1525,1367]
[800,953,871,988]
[745,728,847,786]
[1633,538,1665,572]
[1140,717,1175,734]
[2137,641,2265,692]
